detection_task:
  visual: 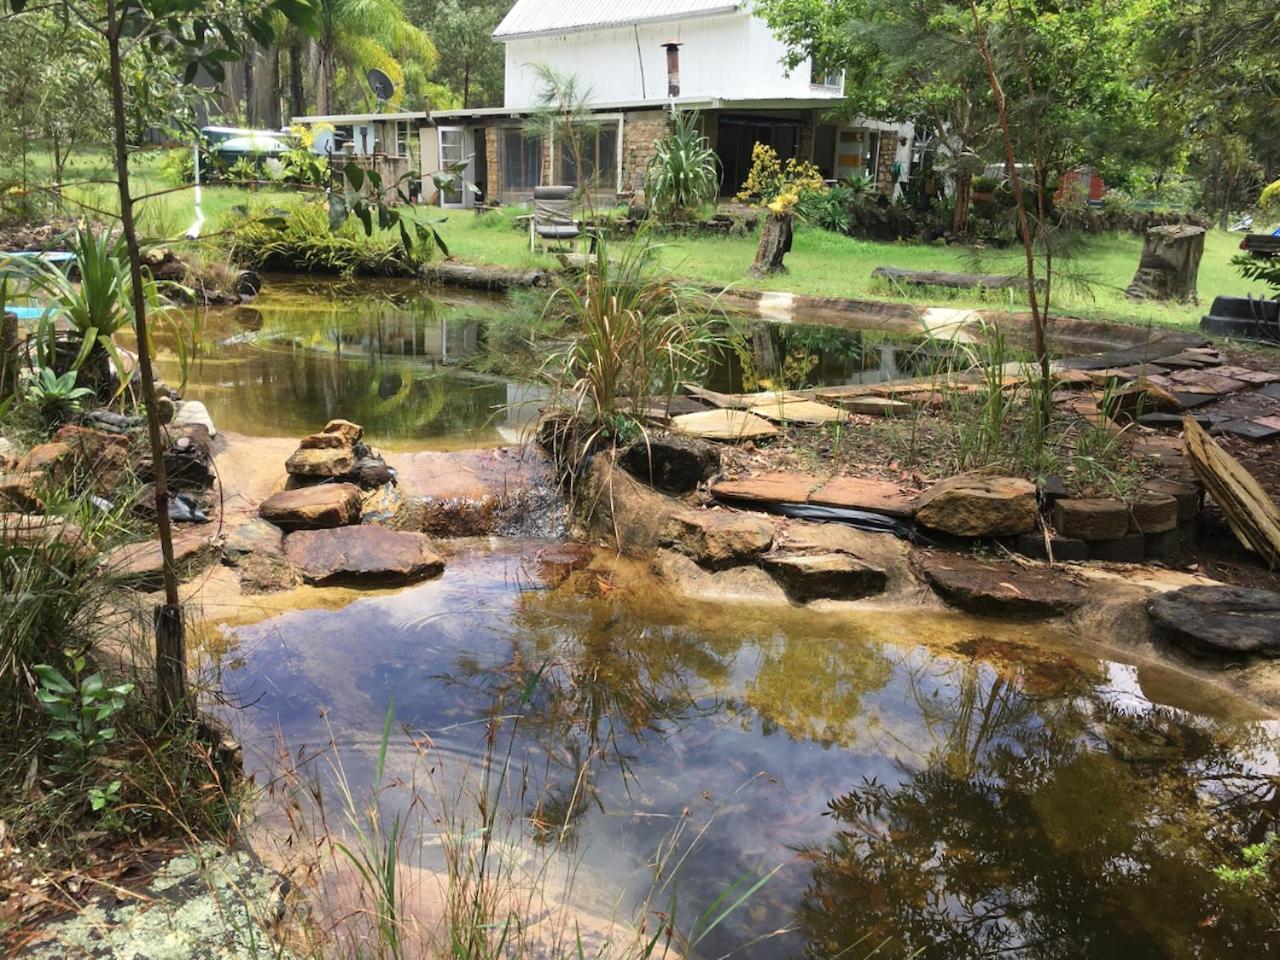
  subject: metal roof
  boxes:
[493,0,742,40]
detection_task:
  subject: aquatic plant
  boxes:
[540,236,725,466]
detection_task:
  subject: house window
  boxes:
[556,123,619,190]
[501,128,543,191]
[395,120,410,158]
[810,58,843,89]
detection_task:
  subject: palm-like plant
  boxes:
[314,0,438,113]
[18,228,171,400]
[645,109,721,222]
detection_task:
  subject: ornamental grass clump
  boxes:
[539,237,725,469]
[644,109,721,222]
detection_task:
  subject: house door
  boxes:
[437,127,473,208]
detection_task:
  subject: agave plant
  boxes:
[20,228,169,400]
[645,109,721,222]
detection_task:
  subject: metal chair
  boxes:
[529,185,587,254]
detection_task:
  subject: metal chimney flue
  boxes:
[661,41,682,98]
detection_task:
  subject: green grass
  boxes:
[7,146,1272,330]
[432,205,1268,331]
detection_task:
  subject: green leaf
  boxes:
[328,194,349,231]
[344,165,365,192]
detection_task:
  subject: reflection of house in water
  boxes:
[327,310,484,364]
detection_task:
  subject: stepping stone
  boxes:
[1148,585,1280,659]
[1154,351,1222,369]
[747,398,846,424]
[1215,419,1280,441]
[1259,383,1280,401]
[284,526,444,586]
[809,476,916,518]
[670,409,778,442]
[759,551,887,603]
[1215,366,1280,385]
[839,396,912,417]
[104,531,219,589]
[1168,370,1249,395]
[260,483,362,530]
[915,474,1038,537]
[1138,412,1225,430]
[710,473,821,504]
[0,513,93,562]
[1173,392,1215,409]
[913,551,1086,619]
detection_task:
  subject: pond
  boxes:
[151,276,955,450]
[213,541,1280,959]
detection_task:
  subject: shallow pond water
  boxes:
[152,277,952,450]
[213,542,1280,959]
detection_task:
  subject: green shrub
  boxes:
[645,109,720,221]
[228,199,420,276]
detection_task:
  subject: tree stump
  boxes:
[750,212,794,277]
[1125,224,1206,303]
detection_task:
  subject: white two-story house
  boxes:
[300,0,915,207]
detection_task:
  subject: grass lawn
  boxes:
[436,205,1273,331]
[7,146,1275,331]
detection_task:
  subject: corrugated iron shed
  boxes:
[493,0,741,40]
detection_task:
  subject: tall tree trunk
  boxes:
[288,40,306,118]
[104,0,187,720]
[952,168,972,236]
[315,40,333,115]
[243,50,256,126]
[267,46,282,127]
[463,61,471,109]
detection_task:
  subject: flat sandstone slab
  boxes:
[746,398,846,424]
[710,473,916,518]
[284,526,444,586]
[670,409,779,441]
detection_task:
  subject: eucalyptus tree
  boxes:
[2,0,319,718]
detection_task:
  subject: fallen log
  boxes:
[1182,416,1280,566]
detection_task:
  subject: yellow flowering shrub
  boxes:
[735,142,827,210]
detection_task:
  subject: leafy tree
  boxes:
[407,0,507,108]
[1144,0,1280,225]
[755,0,996,234]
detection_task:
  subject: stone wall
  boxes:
[875,131,898,194]
[621,110,672,199]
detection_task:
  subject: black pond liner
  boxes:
[711,496,931,544]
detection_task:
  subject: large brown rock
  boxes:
[0,513,92,562]
[0,472,44,512]
[617,432,720,493]
[104,531,219,589]
[16,442,74,485]
[286,445,357,480]
[1147,585,1280,659]
[260,483,362,530]
[283,526,444,586]
[914,551,1086,619]
[660,509,774,568]
[1055,498,1130,540]
[759,551,887,603]
[914,474,1037,537]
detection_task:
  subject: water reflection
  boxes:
[795,657,1280,958]
[215,546,1280,959]
[150,279,541,449]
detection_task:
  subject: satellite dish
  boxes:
[367,68,395,103]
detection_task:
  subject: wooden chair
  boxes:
[529,185,591,254]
